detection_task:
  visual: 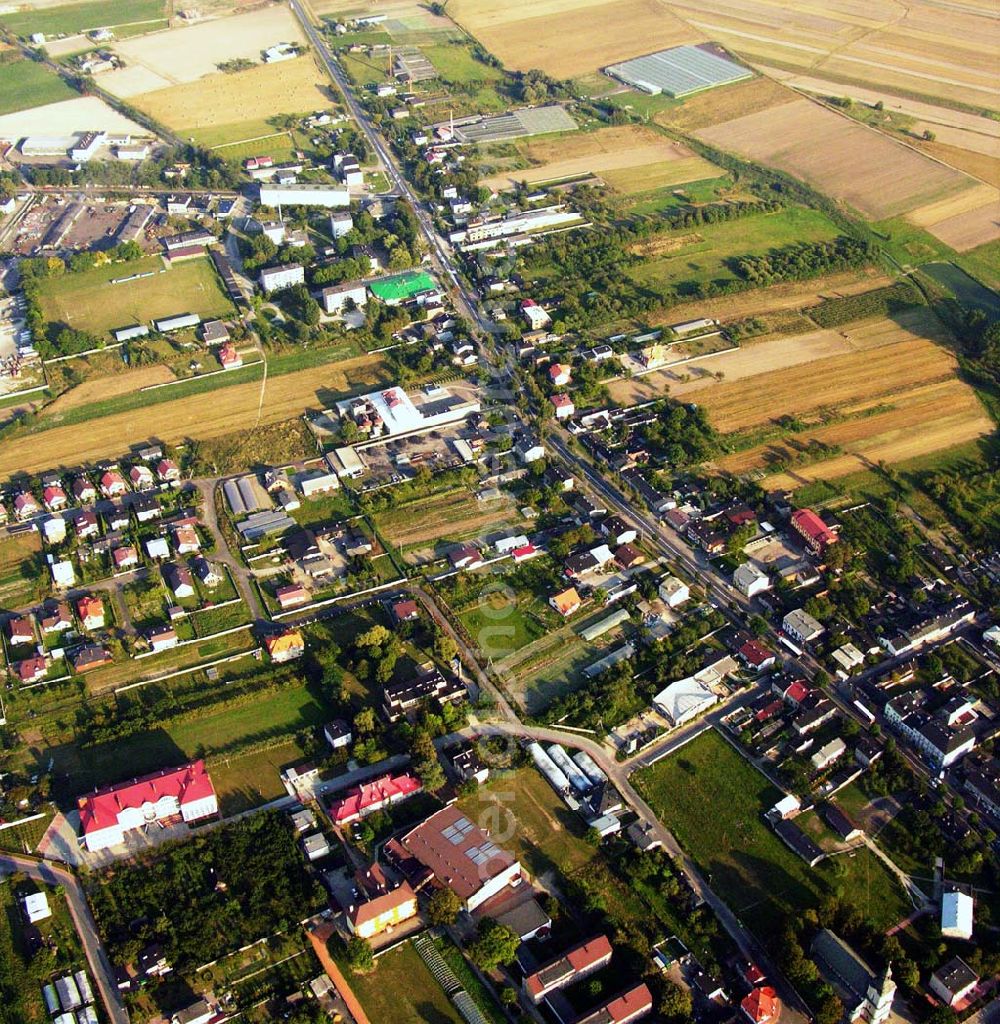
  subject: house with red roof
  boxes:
[739,639,776,672]
[512,543,539,564]
[524,935,613,1003]
[7,615,34,646]
[391,599,420,624]
[42,484,68,511]
[100,469,127,498]
[129,464,154,490]
[790,508,837,555]
[77,760,218,852]
[112,545,139,571]
[328,773,423,825]
[548,363,571,387]
[741,986,778,1024]
[275,583,309,610]
[13,491,39,520]
[550,393,575,419]
[576,983,654,1024]
[76,595,105,631]
[218,343,242,370]
[156,459,181,483]
[15,656,48,685]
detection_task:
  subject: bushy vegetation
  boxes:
[730,236,875,286]
[807,280,925,327]
[88,812,323,969]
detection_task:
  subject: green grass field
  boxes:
[423,42,505,84]
[458,589,547,659]
[624,206,841,296]
[633,731,910,936]
[37,255,234,338]
[457,767,595,883]
[0,59,76,115]
[345,940,463,1024]
[0,0,166,36]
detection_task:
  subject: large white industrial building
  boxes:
[336,384,480,438]
[258,183,350,208]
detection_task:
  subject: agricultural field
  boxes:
[652,75,796,131]
[376,487,519,556]
[131,56,333,139]
[694,98,976,221]
[633,731,910,937]
[35,255,234,339]
[479,124,721,194]
[102,5,307,97]
[905,184,1000,252]
[658,0,999,112]
[0,352,388,478]
[456,766,596,882]
[620,205,841,297]
[0,531,46,609]
[0,0,166,37]
[0,57,76,116]
[0,94,147,138]
[447,0,700,80]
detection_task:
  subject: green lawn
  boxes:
[624,206,841,297]
[423,42,505,84]
[37,255,234,339]
[0,0,166,36]
[625,175,733,216]
[209,739,307,815]
[633,731,909,937]
[458,589,547,660]
[457,767,596,884]
[345,940,463,1024]
[68,680,330,790]
[186,117,289,148]
[0,59,75,115]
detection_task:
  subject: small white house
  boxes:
[42,516,67,545]
[733,562,770,598]
[21,891,51,923]
[51,560,75,588]
[658,576,689,608]
[146,537,170,561]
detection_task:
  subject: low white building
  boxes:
[321,282,367,314]
[733,562,770,598]
[21,891,51,923]
[811,738,847,771]
[653,676,718,727]
[259,263,305,294]
[658,576,689,608]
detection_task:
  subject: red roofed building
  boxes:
[42,484,68,511]
[218,342,242,370]
[548,363,571,387]
[275,583,309,610]
[76,595,105,630]
[391,599,419,624]
[739,639,776,672]
[742,986,779,1024]
[100,470,127,497]
[781,679,812,707]
[755,698,784,723]
[524,935,613,1003]
[398,804,522,913]
[15,655,48,685]
[512,543,539,564]
[156,459,181,483]
[77,760,218,852]
[328,773,422,826]
[790,508,837,555]
[550,393,575,420]
[577,983,654,1024]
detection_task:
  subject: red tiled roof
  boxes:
[16,656,46,682]
[578,983,654,1024]
[525,935,613,998]
[512,544,537,560]
[347,881,416,928]
[550,393,573,408]
[740,640,774,666]
[328,773,422,824]
[78,760,216,838]
[791,508,836,545]
[785,680,811,704]
[742,986,778,1024]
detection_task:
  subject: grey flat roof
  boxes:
[606,44,752,97]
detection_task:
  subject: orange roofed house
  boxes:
[345,881,418,939]
[524,935,613,1003]
[77,760,218,852]
[265,630,305,663]
[328,772,422,826]
[549,587,581,617]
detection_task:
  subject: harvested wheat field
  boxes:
[655,75,795,131]
[695,98,975,219]
[660,0,999,110]
[691,336,960,434]
[449,0,700,79]
[480,125,720,192]
[131,57,330,133]
[906,186,1000,252]
[718,378,992,482]
[608,309,938,406]
[378,489,517,549]
[103,6,306,97]
[45,365,177,415]
[0,354,387,478]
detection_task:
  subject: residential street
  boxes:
[0,853,129,1024]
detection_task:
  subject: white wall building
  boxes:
[259,263,305,294]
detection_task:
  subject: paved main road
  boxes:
[0,853,129,1024]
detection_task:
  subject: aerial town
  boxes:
[0,1,997,1024]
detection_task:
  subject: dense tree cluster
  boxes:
[730,236,875,286]
[88,812,323,968]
